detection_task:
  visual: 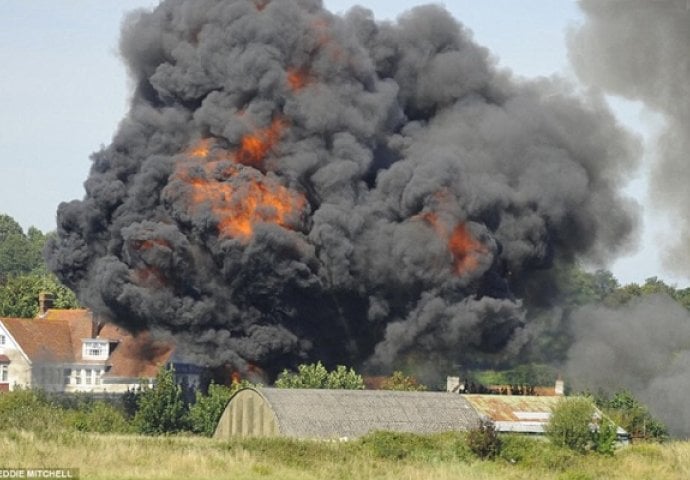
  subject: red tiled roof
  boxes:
[0,309,174,377]
[105,331,172,379]
[42,309,92,322]
[1,317,75,363]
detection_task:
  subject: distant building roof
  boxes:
[462,394,628,438]
[214,387,481,440]
[0,309,173,377]
[462,394,562,434]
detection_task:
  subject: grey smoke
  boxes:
[568,0,690,275]
[565,295,690,437]
[47,0,640,375]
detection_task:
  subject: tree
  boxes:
[380,371,427,391]
[274,362,364,389]
[545,397,595,453]
[0,273,79,317]
[134,365,187,434]
[598,390,667,441]
[559,266,620,307]
[0,214,46,282]
[187,381,252,436]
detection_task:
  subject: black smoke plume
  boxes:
[565,295,690,437]
[569,0,690,276]
[47,0,639,375]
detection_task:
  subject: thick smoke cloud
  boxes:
[565,295,690,437]
[47,0,639,375]
[568,0,690,275]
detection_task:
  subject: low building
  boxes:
[213,387,481,440]
[462,394,629,442]
[0,305,202,393]
[462,394,563,434]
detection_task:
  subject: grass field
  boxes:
[1,430,689,480]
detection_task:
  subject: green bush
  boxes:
[466,422,501,459]
[274,362,364,389]
[134,365,187,434]
[598,390,667,441]
[359,431,473,463]
[65,401,132,434]
[592,418,617,455]
[187,382,236,436]
[0,388,65,432]
[499,435,541,464]
[499,435,578,469]
[546,397,595,454]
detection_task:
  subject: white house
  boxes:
[0,306,203,394]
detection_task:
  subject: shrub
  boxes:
[121,386,142,419]
[498,435,540,464]
[134,365,187,434]
[66,401,132,434]
[187,382,236,436]
[591,417,617,455]
[380,371,427,391]
[599,390,667,441]
[0,388,65,432]
[275,362,364,389]
[466,422,501,459]
[546,397,595,454]
[360,431,430,460]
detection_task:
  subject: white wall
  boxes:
[0,324,31,390]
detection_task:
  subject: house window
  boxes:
[63,368,71,385]
[75,369,82,385]
[86,345,103,356]
[0,334,5,346]
[95,369,101,385]
[82,340,108,360]
[0,365,8,382]
[85,369,92,385]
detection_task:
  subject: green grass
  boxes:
[0,429,689,480]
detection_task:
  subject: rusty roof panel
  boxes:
[461,394,562,422]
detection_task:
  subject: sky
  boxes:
[0,0,683,287]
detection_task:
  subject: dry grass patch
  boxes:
[1,430,689,480]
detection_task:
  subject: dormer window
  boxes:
[82,339,109,360]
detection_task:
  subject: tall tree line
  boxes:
[0,214,78,317]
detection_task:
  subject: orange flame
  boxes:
[449,223,488,275]
[186,177,305,239]
[133,266,167,287]
[132,238,172,251]
[234,118,285,167]
[422,213,488,276]
[187,138,213,158]
[287,68,311,91]
[177,117,303,240]
[231,371,241,385]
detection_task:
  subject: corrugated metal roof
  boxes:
[256,388,481,439]
[461,394,563,433]
[462,394,628,437]
[462,394,563,422]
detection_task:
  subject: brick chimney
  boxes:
[90,311,104,338]
[38,292,54,317]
